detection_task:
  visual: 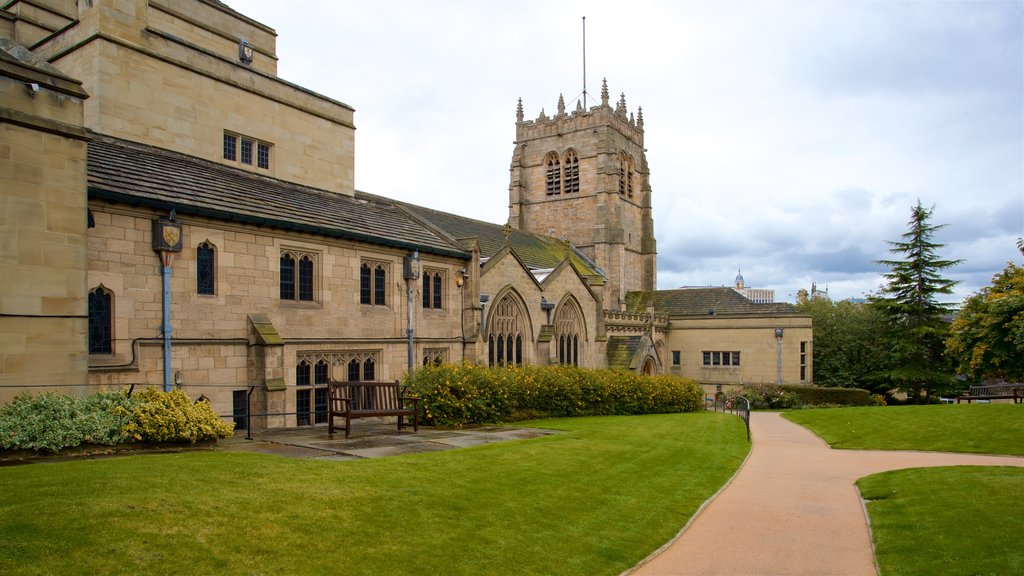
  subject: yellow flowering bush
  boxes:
[406,363,704,427]
[117,388,235,443]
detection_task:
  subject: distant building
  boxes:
[733,270,775,303]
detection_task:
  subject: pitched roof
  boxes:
[606,336,642,371]
[86,135,469,259]
[625,287,800,317]
[356,191,604,278]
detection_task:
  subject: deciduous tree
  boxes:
[796,297,892,392]
[946,262,1024,381]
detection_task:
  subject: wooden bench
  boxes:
[327,380,419,438]
[956,384,1023,404]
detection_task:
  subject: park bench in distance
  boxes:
[956,384,1023,404]
[327,380,419,438]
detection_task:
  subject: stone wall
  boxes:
[0,37,90,401]
[86,203,466,425]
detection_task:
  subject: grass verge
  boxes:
[859,466,1024,576]
[0,412,748,576]
[783,404,1024,455]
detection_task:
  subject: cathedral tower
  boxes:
[508,79,656,309]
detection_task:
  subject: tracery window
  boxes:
[88,286,113,354]
[294,359,330,425]
[360,261,388,306]
[545,152,561,196]
[422,270,444,309]
[487,293,528,366]
[281,250,316,302]
[196,241,215,295]
[294,352,380,426]
[554,301,583,366]
[563,150,580,194]
[423,348,448,367]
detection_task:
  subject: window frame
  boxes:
[702,351,741,367]
[88,286,113,355]
[360,260,389,307]
[280,250,318,303]
[223,131,272,171]
[196,241,216,296]
[421,269,445,310]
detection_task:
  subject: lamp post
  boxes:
[403,251,421,374]
[152,211,182,392]
[774,327,784,386]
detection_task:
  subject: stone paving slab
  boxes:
[218,423,556,460]
[627,411,1024,576]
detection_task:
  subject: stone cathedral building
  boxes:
[0,0,811,428]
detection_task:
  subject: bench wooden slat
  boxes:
[327,380,419,438]
[957,386,1023,404]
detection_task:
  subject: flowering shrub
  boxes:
[117,388,235,443]
[736,383,802,409]
[0,390,135,453]
[405,364,704,427]
[1,388,235,454]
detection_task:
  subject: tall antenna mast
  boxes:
[582,16,588,108]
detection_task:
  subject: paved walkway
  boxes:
[217,421,553,460]
[628,411,1024,576]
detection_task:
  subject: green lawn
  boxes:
[786,404,1024,576]
[784,404,1024,455]
[0,412,748,576]
[859,466,1024,576]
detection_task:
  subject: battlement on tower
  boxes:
[514,79,644,145]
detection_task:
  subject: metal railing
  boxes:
[708,393,751,442]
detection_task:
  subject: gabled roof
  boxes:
[86,135,469,259]
[356,191,604,278]
[606,336,643,371]
[625,287,800,317]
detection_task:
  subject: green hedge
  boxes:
[0,388,235,454]
[404,364,705,427]
[780,385,874,407]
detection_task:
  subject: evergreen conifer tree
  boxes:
[870,200,962,401]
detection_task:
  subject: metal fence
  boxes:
[707,392,751,442]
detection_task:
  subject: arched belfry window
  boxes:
[618,152,634,196]
[487,293,529,366]
[563,150,580,194]
[555,300,584,366]
[88,286,113,354]
[545,152,561,196]
[626,155,636,198]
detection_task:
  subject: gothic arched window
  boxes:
[555,301,584,366]
[487,293,529,366]
[545,152,561,196]
[196,241,215,295]
[88,287,113,354]
[360,261,388,306]
[563,150,580,194]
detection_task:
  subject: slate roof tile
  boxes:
[87,134,469,258]
[625,288,801,317]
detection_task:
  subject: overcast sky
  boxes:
[232,0,1023,304]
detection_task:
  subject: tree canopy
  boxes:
[796,297,892,392]
[869,201,961,400]
[946,262,1024,381]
